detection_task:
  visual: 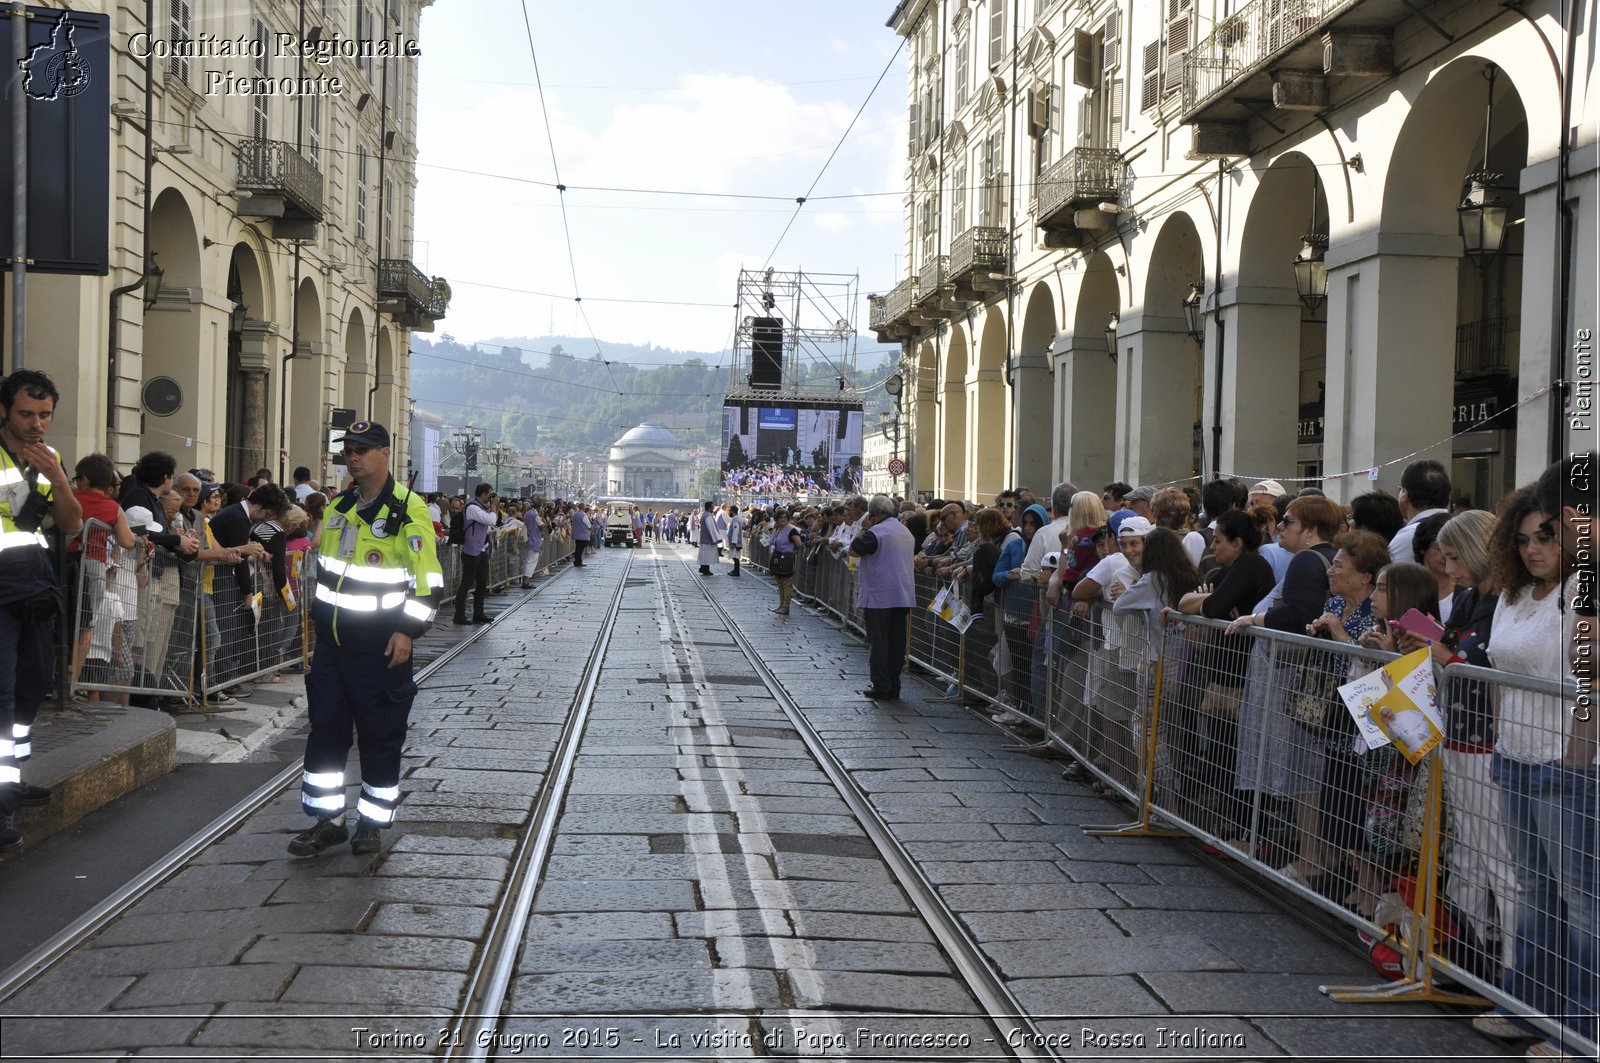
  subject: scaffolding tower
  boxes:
[725,268,863,403]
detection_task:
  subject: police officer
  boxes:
[289,421,443,856]
[0,371,83,850]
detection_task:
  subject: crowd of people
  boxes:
[722,461,849,498]
[734,459,1593,1061]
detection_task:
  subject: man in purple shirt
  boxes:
[570,504,589,568]
[850,494,916,700]
[453,484,498,624]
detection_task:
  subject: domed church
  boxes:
[606,424,691,498]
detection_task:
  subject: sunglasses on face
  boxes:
[999,501,1016,509]
[342,445,374,457]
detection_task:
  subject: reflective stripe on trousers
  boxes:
[300,768,345,817]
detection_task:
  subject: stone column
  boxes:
[969,366,1005,500]
[1052,334,1116,489]
[1323,240,1456,497]
[939,373,967,500]
[909,368,937,498]
[236,320,279,480]
[1217,289,1300,483]
[1119,312,1201,485]
[1008,347,1053,496]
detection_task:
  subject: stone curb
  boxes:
[2,706,176,858]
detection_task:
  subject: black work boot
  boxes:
[350,817,384,855]
[287,817,349,856]
[0,814,21,852]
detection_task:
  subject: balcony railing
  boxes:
[917,256,948,305]
[427,278,451,319]
[235,138,324,220]
[884,278,917,326]
[869,294,889,330]
[949,226,1007,282]
[379,259,432,308]
[1456,317,1513,375]
[1034,148,1124,227]
[1182,0,1352,113]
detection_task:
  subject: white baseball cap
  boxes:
[1250,479,1288,498]
[1117,515,1153,539]
[123,505,161,532]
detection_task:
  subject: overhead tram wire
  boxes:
[761,37,907,269]
[514,0,623,398]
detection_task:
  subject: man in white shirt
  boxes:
[829,495,868,555]
[291,466,317,504]
[1387,459,1451,564]
[1020,481,1078,582]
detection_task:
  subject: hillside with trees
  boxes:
[409,335,893,453]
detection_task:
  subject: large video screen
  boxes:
[722,401,864,494]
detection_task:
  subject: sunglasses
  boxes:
[999,501,1016,509]
[342,445,375,457]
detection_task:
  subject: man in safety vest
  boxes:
[289,421,443,856]
[0,371,82,850]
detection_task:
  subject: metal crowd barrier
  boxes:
[744,543,1595,1055]
[68,518,575,707]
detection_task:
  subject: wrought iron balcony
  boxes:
[869,278,920,341]
[235,138,324,225]
[1034,148,1124,231]
[1181,0,1408,132]
[427,277,451,320]
[379,259,447,330]
[916,256,948,306]
[884,277,917,325]
[869,294,889,331]
[948,226,1007,285]
[1456,317,1512,375]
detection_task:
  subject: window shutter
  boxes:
[1140,40,1162,111]
[908,101,920,155]
[1102,10,1122,72]
[1051,83,1063,145]
[1078,94,1093,147]
[955,38,969,110]
[989,0,1006,67]
[1107,77,1124,148]
[1072,29,1099,88]
[168,0,191,83]
[1029,86,1050,136]
[1164,6,1193,100]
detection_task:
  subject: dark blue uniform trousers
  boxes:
[302,637,416,824]
[0,607,52,816]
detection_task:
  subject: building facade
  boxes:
[606,424,691,498]
[877,0,1596,505]
[2,0,446,484]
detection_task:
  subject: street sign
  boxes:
[887,457,906,478]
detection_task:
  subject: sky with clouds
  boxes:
[412,1,910,360]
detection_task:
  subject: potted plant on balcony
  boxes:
[1207,14,1247,50]
[428,276,452,316]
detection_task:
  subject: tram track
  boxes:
[5,543,1057,1058]
[664,545,1054,1062]
[442,542,1053,1060]
[443,548,633,1061]
[0,562,578,1006]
